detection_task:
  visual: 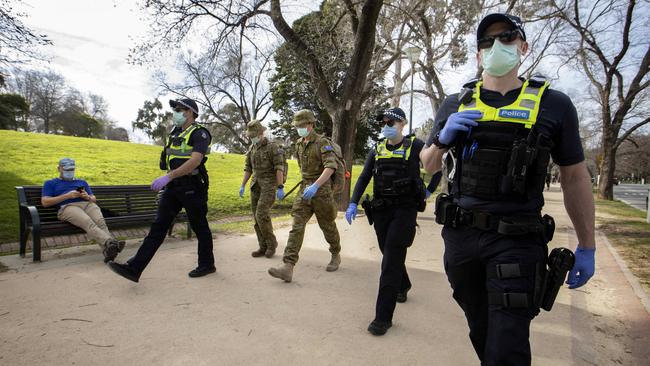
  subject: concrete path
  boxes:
[1,186,648,365]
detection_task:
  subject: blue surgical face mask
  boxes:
[481,39,521,77]
[297,127,310,137]
[61,170,75,181]
[382,125,398,139]
[172,111,186,127]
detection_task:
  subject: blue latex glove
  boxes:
[566,247,595,289]
[345,203,358,224]
[438,110,482,145]
[239,186,245,198]
[151,175,171,191]
[302,183,320,200]
[276,187,285,200]
[425,190,432,199]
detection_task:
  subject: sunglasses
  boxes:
[381,119,397,127]
[478,29,522,50]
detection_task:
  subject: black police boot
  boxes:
[188,266,216,278]
[396,286,411,303]
[107,261,140,283]
[367,320,392,336]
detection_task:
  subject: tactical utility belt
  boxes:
[170,167,209,188]
[434,193,555,241]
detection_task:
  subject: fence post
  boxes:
[646,188,649,224]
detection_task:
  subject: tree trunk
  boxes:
[598,133,616,200]
[391,58,404,107]
[332,107,360,210]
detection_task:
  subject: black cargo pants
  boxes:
[128,176,214,274]
[372,204,417,322]
[442,225,547,366]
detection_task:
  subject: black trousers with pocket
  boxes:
[442,225,547,366]
[128,177,214,274]
[371,204,417,322]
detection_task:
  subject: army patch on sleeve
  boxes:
[322,145,333,152]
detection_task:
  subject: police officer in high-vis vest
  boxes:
[420,14,596,365]
[345,107,427,336]
[108,98,215,282]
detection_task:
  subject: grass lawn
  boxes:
[0,130,372,244]
[595,197,650,294]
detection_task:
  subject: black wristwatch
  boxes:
[278,185,284,189]
[432,132,450,149]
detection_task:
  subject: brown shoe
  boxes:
[103,240,120,263]
[264,248,276,258]
[251,248,266,258]
[268,262,294,282]
[326,253,341,272]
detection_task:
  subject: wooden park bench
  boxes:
[16,185,190,262]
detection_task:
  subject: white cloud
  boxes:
[19,0,160,137]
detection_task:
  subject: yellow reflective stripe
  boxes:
[167,149,193,156]
[166,124,211,166]
[375,136,415,160]
[458,79,549,129]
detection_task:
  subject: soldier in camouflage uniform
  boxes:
[240,120,287,258]
[268,110,341,283]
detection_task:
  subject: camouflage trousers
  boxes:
[283,183,340,265]
[251,182,278,251]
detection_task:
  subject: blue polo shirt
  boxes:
[42,178,93,209]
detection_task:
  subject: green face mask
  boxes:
[481,40,520,77]
[172,111,186,127]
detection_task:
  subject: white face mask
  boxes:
[61,170,75,181]
[481,39,521,77]
[172,111,186,127]
[251,136,260,144]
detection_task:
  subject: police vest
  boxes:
[373,135,420,198]
[164,123,210,170]
[452,77,553,201]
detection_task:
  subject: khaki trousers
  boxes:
[58,201,113,247]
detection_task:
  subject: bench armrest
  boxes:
[20,203,41,231]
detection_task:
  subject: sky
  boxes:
[13,0,613,145]
[18,0,165,143]
[16,0,331,144]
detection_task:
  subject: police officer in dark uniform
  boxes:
[108,98,215,282]
[345,107,428,336]
[421,14,596,365]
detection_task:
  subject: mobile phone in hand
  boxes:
[76,186,85,192]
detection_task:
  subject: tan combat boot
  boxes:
[326,253,341,272]
[268,262,294,282]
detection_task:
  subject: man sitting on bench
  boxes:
[41,158,124,262]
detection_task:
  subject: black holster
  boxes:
[540,247,575,311]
